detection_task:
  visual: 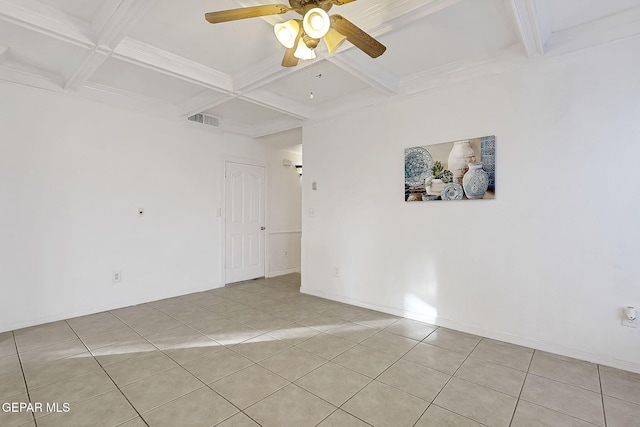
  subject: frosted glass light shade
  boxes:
[323,28,347,54]
[293,38,316,60]
[274,20,300,48]
[302,8,330,39]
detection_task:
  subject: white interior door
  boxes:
[225,162,266,284]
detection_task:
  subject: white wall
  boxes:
[259,129,303,277]
[301,37,640,372]
[0,82,267,332]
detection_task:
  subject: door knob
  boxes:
[260,226,266,230]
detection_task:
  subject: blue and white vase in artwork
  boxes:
[462,162,489,199]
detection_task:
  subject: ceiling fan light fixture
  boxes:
[204,3,387,68]
[293,37,316,60]
[303,34,319,49]
[274,20,300,48]
[302,8,330,39]
[323,28,347,54]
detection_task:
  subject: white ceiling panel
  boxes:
[203,97,294,125]
[37,0,108,23]
[547,0,640,33]
[89,58,207,104]
[259,60,370,106]
[373,0,518,78]
[127,0,284,75]
[0,21,87,78]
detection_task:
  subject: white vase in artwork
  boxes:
[462,162,489,199]
[425,178,445,196]
[447,140,476,185]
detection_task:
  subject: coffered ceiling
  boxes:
[1,0,639,137]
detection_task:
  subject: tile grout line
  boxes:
[104,282,320,425]
[520,372,606,427]
[598,364,608,427]
[99,310,251,424]
[5,278,299,426]
[11,330,37,427]
[107,304,257,426]
[313,407,375,427]
[146,298,325,389]
[144,286,331,363]
[235,411,264,427]
[507,346,536,427]
[109,301,259,374]
[218,281,352,425]
[73,307,256,424]
[526,352,609,392]
[298,358,375,421]
[122,310,269,424]
[412,332,488,427]
[204,356,294,415]
[64,319,150,427]
[407,327,443,427]
[236,322,398,421]
[510,353,607,427]
[215,298,340,423]
[210,303,376,424]
[333,325,438,426]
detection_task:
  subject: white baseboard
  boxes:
[0,282,224,333]
[301,287,640,375]
[268,267,301,278]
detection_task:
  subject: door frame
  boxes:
[222,159,269,286]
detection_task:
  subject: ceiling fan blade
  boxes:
[330,14,386,58]
[282,46,300,67]
[205,5,292,24]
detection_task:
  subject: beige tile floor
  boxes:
[1,273,639,427]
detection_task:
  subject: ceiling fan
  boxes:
[205,0,386,67]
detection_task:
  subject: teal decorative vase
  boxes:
[462,162,489,199]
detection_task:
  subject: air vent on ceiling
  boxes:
[188,113,220,128]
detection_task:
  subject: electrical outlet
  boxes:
[622,307,637,328]
[284,251,288,256]
[333,267,340,278]
[112,271,122,283]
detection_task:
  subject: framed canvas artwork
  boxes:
[405,135,496,202]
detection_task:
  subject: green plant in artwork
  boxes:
[431,161,453,183]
